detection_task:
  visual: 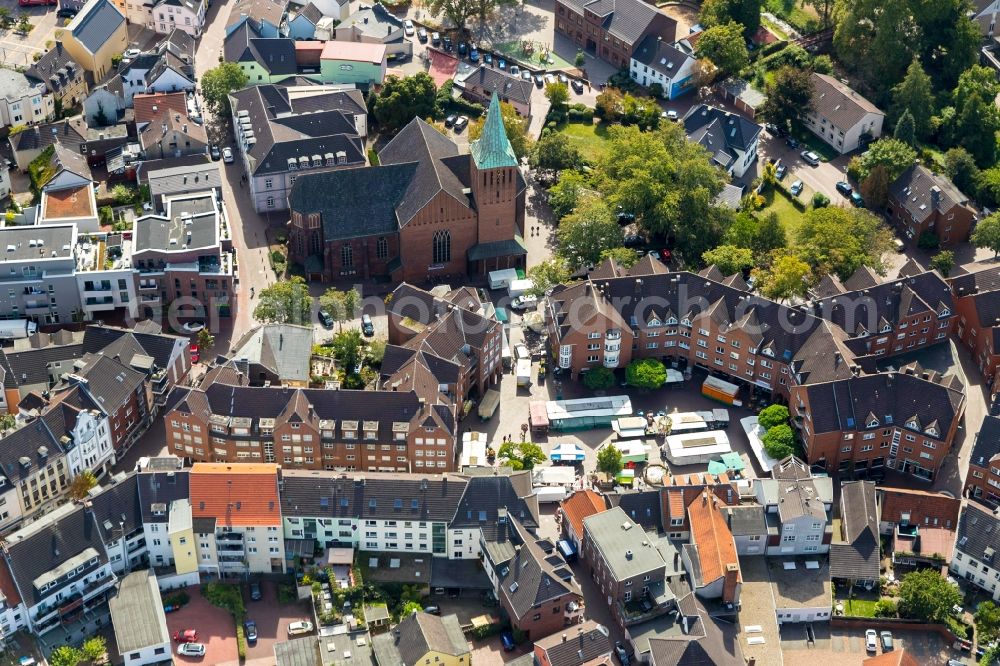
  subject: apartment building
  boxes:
[150,0,207,37]
[951,266,1000,389]
[135,457,198,588]
[0,69,54,129]
[453,473,538,561]
[805,73,884,154]
[717,505,767,556]
[878,487,960,566]
[335,3,412,60]
[190,463,284,576]
[966,399,1000,505]
[63,0,129,81]
[0,225,82,324]
[753,456,833,556]
[553,0,676,69]
[534,621,613,666]
[25,45,86,111]
[888,165,976,246]
[659,473,739,541]
[951,501,1000,602]
[37,384,115,478]
[682,104,761,178]
[132,190,238,321]
[88,474,147,575]
[0,415,72,520]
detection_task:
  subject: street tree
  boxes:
[695,22,749,78]
[254,276,312,325]
[68,470,97,501]
[15,13,30,34]
[530,132,582,172]
[497,440,546,470]
[796,206,895,280]
[373,74,438,133]
[891,57,934,139]
[752,252,811,301]
[196,327,215,352]
[201,63,248,116]
[583,366,615,391]
[761,66,814,131]
[761,424,795,459]
[758,404,790,430]
[426,0,477,30]
[702,244,753,275]
[469,100,532,159]
[856,138,917,182]
[556,198,624,269]
[319,287,361,330]
[898,569,962,623]
[972,213,1000,258]
[545,82,569,110]
[526,258,572,296]
[625,359,667,389]
[930,250,955,277]
[599,247,639,268]
[596,444,624,477]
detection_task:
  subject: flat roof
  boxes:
[0,224,76,261]
[109,570,170,654]
[768,558,831,610]
[41,184,96,220]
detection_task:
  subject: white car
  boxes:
[511,294,537,310]
[123,48,141,60]
[865,629,877,653]
[515,344,530,361]
[182,321,206,333]
[222,147,234,164]
[790,180,803,196]
[403,19,414,36]
[177,643,206,657]
[288,620,314,636]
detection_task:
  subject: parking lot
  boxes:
[242,581,315,663]
[164,586,238,666]
[781,624,955,665]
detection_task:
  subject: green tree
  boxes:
[760,66,814,131]
[954,92,1000,167]
[761,424,795,459]
[977,601,1000,643]
[497,440,546,470]
[695,22,749,78]
[0,8,12,29]
[15,13,30,34]
[373,74,438,133]
[699,0,761,39]
[599,247,640,268]
[200,62,248,116]
[530,132,582,172]
[874,599,898,618]
[702,244,753,275]
[796,206,895,280]
[758,404,790,430]
[545,82,569,110]
[402,601,423,616]
[856,138,917,182]
[332,329,364,376]
[625,358,667,389]
[812,192,830,209]
[49,646,83,666]
[425,0,477,29]
[196,327,215,352]
[526,258,572,296]
[972,213,1000,258]
[724,212,786,254]
[930,250,955,277]
[548,170,590,220]
[860,165,891,210]
[893,109,916,146]
[367,338,386,366]
[583,366,615,391]
[944,147,980,195]
[68,470,97,501]
[897,569,962,623]
[595,89,623,123]
[80,637,107,662]
[976,167,1000,209]
[0,414,14,432]
[469,100,532,159]
[319,287,361,331]
[752,252,811,301]
[556,198,624,269]
[891,57,934,139]
[254,276,312,325]
[833,0,916,92]
[596,444,624,477]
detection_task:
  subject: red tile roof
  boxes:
[561,490,606,539]
[133,92,188,126]
[0,558,21,607]
[879,487,961,529]
[190,463,281,527]
[863,650,921,666]
[687,490,740,589]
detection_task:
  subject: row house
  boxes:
[791,364,966,481]
[86,474,147,575]
[456,473,538,561]
[190,463,284,576]
[878,487,960,567]
[753,456,833,556]
[659,473,738,541]
[683,490,741,610]
[829,481,880,587]
[0,70,54,130]
[135,457,198,588]
[559,490,606,556]
[951,501,1000,602]
[165,370,457,473]
[966,398,1000,505]
[553,0,676,69]
[951,266,1000,389]
[25,45,87,113]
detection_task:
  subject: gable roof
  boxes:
[956,502,1000,564]
[462,67,533,106]
[229,324,313,383]
[25,44,82,95]
[497,517,581,619]
[561,490,606,538]
[810,73,884,130]
[830,481,880,580]
[890,164,972,225]
[371,612,468,666]
[686,490,740,588]
[190,463,281,527]
[632,34,693,76]
[67,0,125,54]
[561,0,676,44]
[878,487,960,529]
[863,651,921,666]
[227,0,286,30]
[682,104,761,170]
[133,92,188,126]
[535,620,612,666]
[110,570,170,654]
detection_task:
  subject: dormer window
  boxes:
[939,308,950,317]
[647,318,661,327]
[906,420,917,429]
[666,316,677,325]
[867,418,879,428]
[879,324,891,333]
[926,427,938,437]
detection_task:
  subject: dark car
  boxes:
[851,191,865,208]
[623,234,644,247]
[423,605,441,615]
[500,631,515,651]
[444,114,457,127]
[836,181,853,197]
[534,73,544,87]
[786,136,799,149]
[56,8,77,17]
[361,313,375,337]
[470,48,479,62]
[249,582,262,601]
[318,310,334,329]
[244,621,258,644]
[443,36,453,51]
[484,52,493,65]
[880,631,893,652]
[571,79,584,93]
[209,145,220,161]
[615,641,630,665]
[458,42,467,56]
[453,116,469,132]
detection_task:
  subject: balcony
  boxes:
[25,302,49,314]
[603,354,619,369]
[140,294,161,304]
[218,543,244,553]
[152,371,169,396]
[217,532,244,542]
[605,329,621,341]
[138,281,158,291]
[85,296,114,306]
[564,600,584,623]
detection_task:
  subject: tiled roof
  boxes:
[72,354,146,413]
[88,474,142,543]
[463,66,533,106]
[560,489,606,538]
[955,502,1000,564]
[862,650,922,666]
[878,487,960,529]
[81,324,186,371]
[562,0,676,45]
[25,44,82,95]
[607,489,661,530]
[226,0,286,30]
[535,620,612,666]
[831,481,880,581]
[136,464,190,523]
[190,463,281,526]
[133,92,188,126]
[972,414,1000,469]
[632,34,693,76]
[889,164,971,226]
[682,104,761,164]
[497,517,580,618]
[371,612,468,666]
[686,490,740,586]
[229,324,313,383]
[811,73,884,131]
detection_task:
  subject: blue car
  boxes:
[484,52,493,65]
[244,620,258,645]
[498,58,506,70]
[470,48,479,62]
[501,631,515,651]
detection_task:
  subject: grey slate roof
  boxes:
[606,489,661,530]
[280,471,467,522]
[371,612,467,666]
[71,354,146,413]
[890,164,971,225]
[110,570,170,653]
[68,0,125,55]
[451,473,538,538]
[535,621,612,666]
[82,324,185,372]
[583,506,665,581]
[0,415,64,482]
[227,0,287,30]
[146,162,222,202]
[25,44,82,96]
[719,505,767,536]
[956,502,1000,564]
[496,517,580,619]
[339,3,403,38]
[88,474,142,542]
[297,2,322,24]
[229,324,313,383]
[561,0,676,45]
[972,414,1000,470]
[462,66,533,106]
[830,481,880,581]
[682,104,761,170]
[632,34,692,76]
[137,465,190,523]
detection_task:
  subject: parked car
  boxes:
[665,109,678,121]
[458,42,467,56]
[571,79,584,93]
[222,147,234,164]
[288,620,314,636]
[209,145,220,161]
[123,48,141,60]
[361,313,375,336]
[800,150,821,166]
[510,64,519,75]
[764,122,778,136]
[182,321,205,333]
[453,116,469,132]
[250,582,262,600]
[522,70,532,81]
[244,621,258,644]
[423,605,441,615]
[318,309,334,329]
[403,19,414,36]
[443,36,453,51]
[534,73,544,87]
[545,73,556,84]
[189,345,200,364]
[851,191,865,207]
[174,629,198,643]
[614,641,630,665]
[470,48,479,62]
[431,32,440,45]
[484,52,493,65]
[498,58,506,70]
[836,181,853,197]
[444,114,457,127]
[865,629,878,653]
[775,163,787,180]
[418,27,427,42]
[56,8,77,17]
[177,643,206,657]
[880,631,893,652]
[558,73,568,84]
[511,294,538,310]
[790,180,804,196]
[785,136,799,149]
[500,631,516,651]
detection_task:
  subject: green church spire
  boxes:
[470,92,518,170]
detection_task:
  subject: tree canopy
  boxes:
[373,74,438,133]
[254,276,312,325]
[319,287,361,330]
[583,366,616,391]
[201,63,248,116]
[526,258,572,297]
[891,58,934,139]
[898,569,962,623]
[761,424,795,459]
[700,0,761,39]
[596,444,624,477]
[724,212,786,254]
[556,198,624,269]
[695,22,749,78]
[796,207,895,280]
[702,245,754,276]
[531,132,583,172]
[760,66,814,131]
[758,404,790,430]
[972,213,1000,258]
[976,601,1000,643]
[752,252,811,302]
[625,359,667,389]
[855,139,917,182]
[498,441,546,470]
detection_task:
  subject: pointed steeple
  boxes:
[471,92,518,170]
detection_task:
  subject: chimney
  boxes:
[561,634,567,642]
[931,185,941,205]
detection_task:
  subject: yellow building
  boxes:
[168,498,198,578]
[371,612,470,666]
[63,0,128,81]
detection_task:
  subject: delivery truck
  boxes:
[488,268,519,290]
[0,319,37,340]
[516,358,532,387]
[533,486,568,503]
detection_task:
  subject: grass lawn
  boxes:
[493,41,574,70]
[757,188,808,238]
[765,0,820,31]
[557,121,612,165]
[761,15,790,40]
[838,597,880,618]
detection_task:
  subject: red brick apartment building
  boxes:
[888,164,977,247]
[966,398,1000,505]
[545,258,965,480]
[951,266,1000,390]
[554,0,677,69]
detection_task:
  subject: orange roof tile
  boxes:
[190,463,281,527]
[561,490,606,539]
[863,650,921,666]
[0,557,21,607]
[879,487,961,529]
[667,490,685,520]
[133,92,188,126]
[42,184,95,220]
[687,490,740,586]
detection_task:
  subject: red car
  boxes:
[190,345,200,364]
[173,629,198,643]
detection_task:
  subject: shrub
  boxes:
[203,582,246,621]
[271,250,286,265]
[874,599,898,617]
[758,404,790,430]
[583,366,615,391]
[236,624,247,660]
[812,192,830,208]
[917,231,940,250]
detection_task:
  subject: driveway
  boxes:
[757,131,851,202]
[164,586,239,666]
[243,580,314,666]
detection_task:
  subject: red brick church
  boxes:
[287,93,527,283]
